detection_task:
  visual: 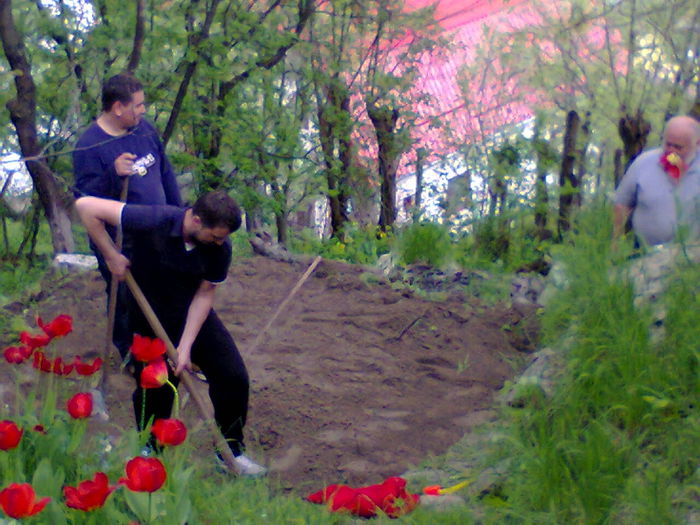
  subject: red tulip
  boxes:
[0,421,23,451]
[73,356,103,376]
[119,457,167,493]
[37,314,73,338]
[151,418,187,447]
[52,356,74,376]
[33,351,52,373]
[0,483,50,519]
[307,477,419,518]
[66,392,93,419]
[63,472,116,511]
[3,346,31,364]
[20,331,50,349]
[130,334,166,363]
[660,151,685,179]
[140,358,168,389]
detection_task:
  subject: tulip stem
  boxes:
[166,380,179,417]
[140,388,146,432]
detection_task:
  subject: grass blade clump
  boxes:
[396,221,452,268]
[491,203,700,523]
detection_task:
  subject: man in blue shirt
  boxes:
[73,73,182,359]
[74,73,181,206]
[614,115,700,246]
[75,191,266,476]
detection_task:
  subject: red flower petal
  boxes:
[20,331,50,349]
[37,314,73,338]
[306,477,419,518]
[151,418,187,447]
[66,392,93,419]
[73,356,103,376]
[52,357,74,376]
[0,420,23,451]
[64,472,116,511]
[33,351,52,373]
[3,346,29,364]
[130,334,167,363]
[140,359,169,389]
[119,457,167,493]
[0,483,50,519]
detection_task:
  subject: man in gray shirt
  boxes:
[614,115,700,246]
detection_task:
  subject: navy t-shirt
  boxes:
[73,119,181,207]
[121,205,231,314]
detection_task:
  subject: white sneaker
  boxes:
[233,454,267,477]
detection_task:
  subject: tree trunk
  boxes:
[573,112,591,208]
[317,80,351,236]
[613,148,624,188]
[558,110,580,236]
[126,0,145,72]
[366,101,401,232]
[0,0,74,254]
[617,109,650,170]
[690,83,700,121]
[413,148,425,222]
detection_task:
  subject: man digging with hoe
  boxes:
[75,190,266,476]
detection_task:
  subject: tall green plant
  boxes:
[396,221,452,268]
[493,201,700,523]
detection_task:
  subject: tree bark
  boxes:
[413,147,425,221]
[617,108,650,170]
[126,0,145,73]
[0,0,74,254]
[317,79,351,236]
[613,148,624,188]
[558,110,580,236]
[573,111,591,208]
[366,101,401,232]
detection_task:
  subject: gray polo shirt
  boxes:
[615,147,700,245]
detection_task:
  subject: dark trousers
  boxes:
[130,309,250,456]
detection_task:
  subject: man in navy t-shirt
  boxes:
[75,191,266,476]
[73,73,182,359]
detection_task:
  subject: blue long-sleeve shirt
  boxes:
[73,119,182,206]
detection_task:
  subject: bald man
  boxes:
[614,115,700,246]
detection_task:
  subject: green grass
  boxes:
[483,203,700,524]
[0,218,55,305]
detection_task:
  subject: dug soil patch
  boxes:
[1,256,536,494]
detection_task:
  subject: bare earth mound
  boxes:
[1,256,536,494]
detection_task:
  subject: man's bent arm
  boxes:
[613,203,632,239]
[74,197,129,279]
[174,280,217,375]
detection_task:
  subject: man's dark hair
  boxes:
[102,73,143,112]
[192,191,242,232]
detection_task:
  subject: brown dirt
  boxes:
[1,255,537,494]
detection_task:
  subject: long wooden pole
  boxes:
[246,256,321,354]
[104,177,130,358]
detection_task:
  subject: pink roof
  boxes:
[353,1,618,177]
[401,0,541,167]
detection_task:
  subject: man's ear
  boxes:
[191,214,202,228]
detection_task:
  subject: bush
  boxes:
[396,221,452,268]
[289,223,392,265]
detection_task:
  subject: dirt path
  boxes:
[1,256,536,494]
